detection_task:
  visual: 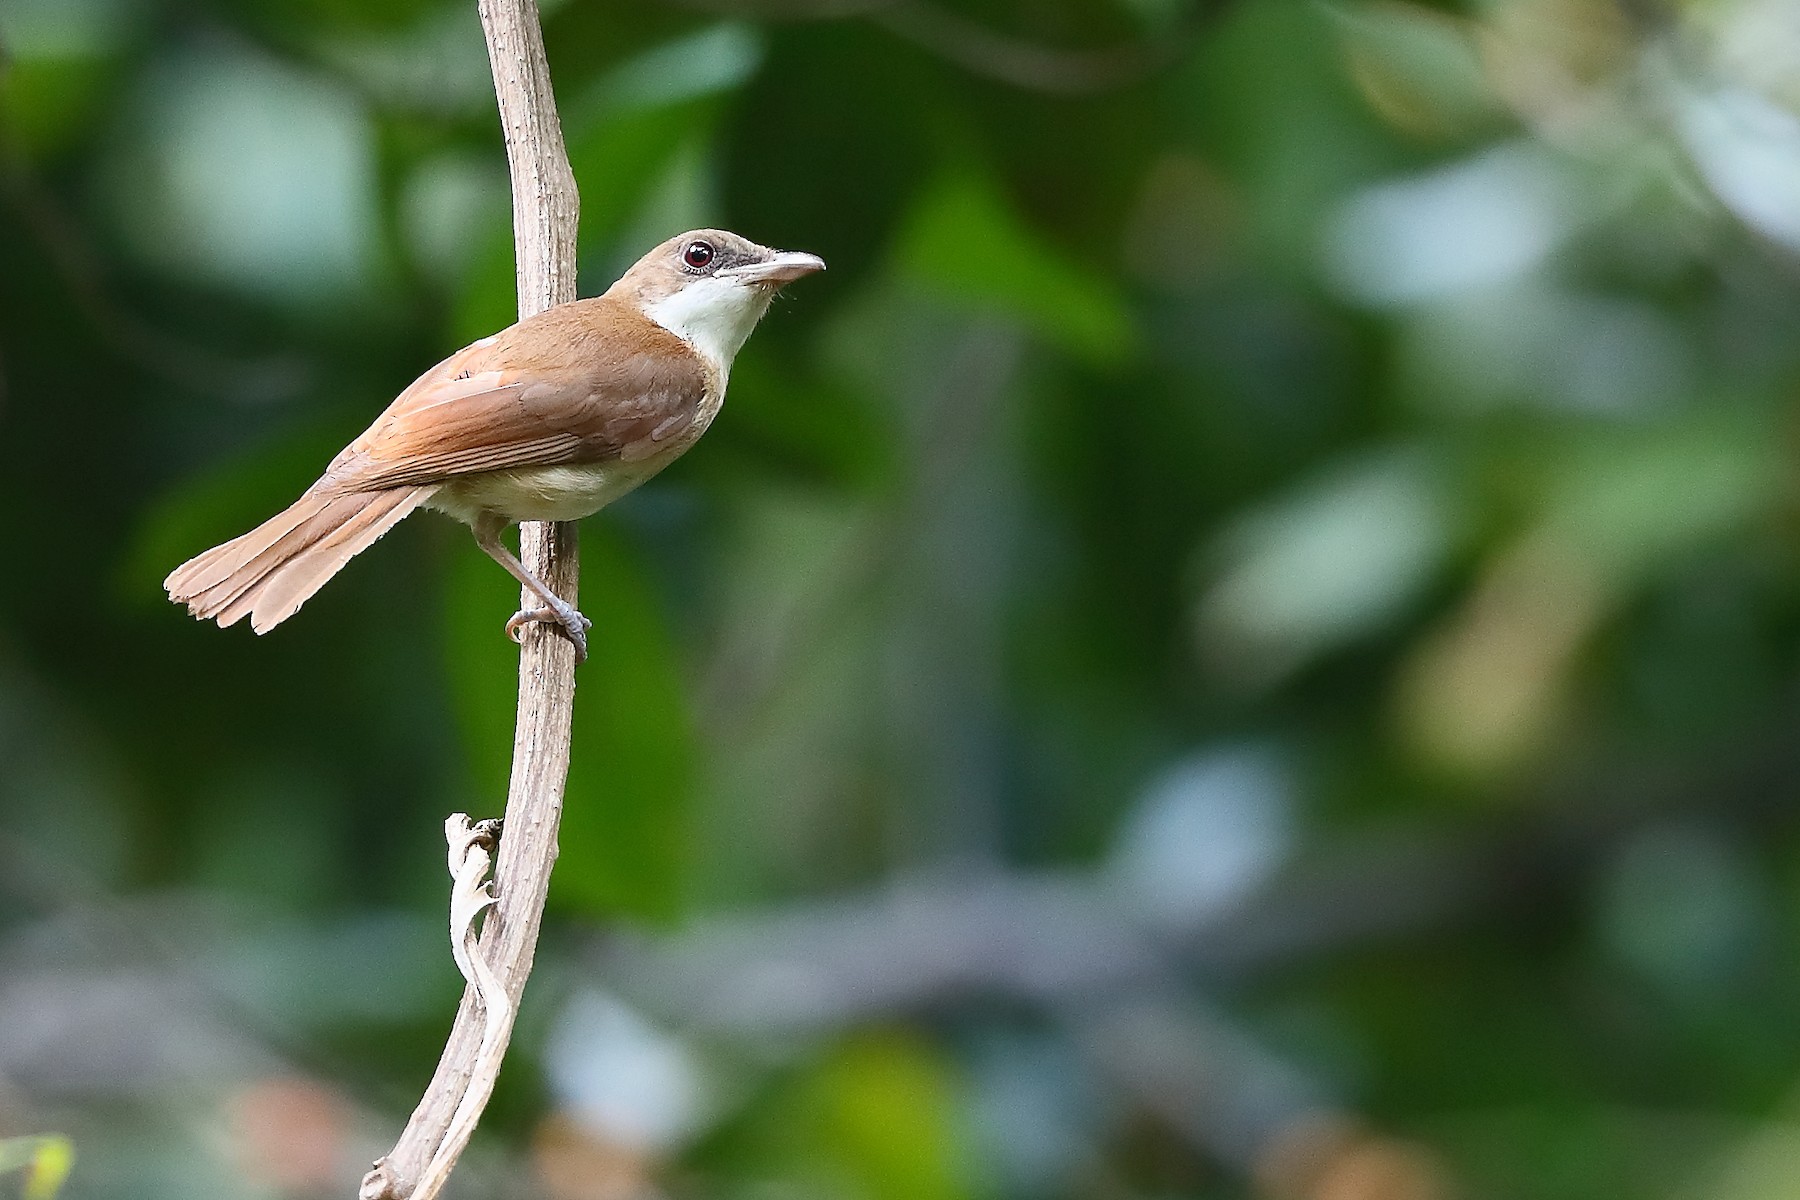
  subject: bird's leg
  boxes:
[470,513,591,663]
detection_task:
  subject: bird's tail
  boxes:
[165,483,436,633]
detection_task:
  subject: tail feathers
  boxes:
[165,484,435,633]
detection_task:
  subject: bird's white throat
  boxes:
[644,277,775,378]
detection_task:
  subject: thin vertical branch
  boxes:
[360,1,580,1196]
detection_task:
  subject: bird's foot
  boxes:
[505,602,592,663]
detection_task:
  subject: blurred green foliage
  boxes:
[5,0,1800,1197]
[0,1136,73,1200]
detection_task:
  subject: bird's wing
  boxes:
[325,299,710,491]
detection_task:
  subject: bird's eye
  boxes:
[683,241,715,269]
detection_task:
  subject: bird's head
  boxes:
[611,229,826,371]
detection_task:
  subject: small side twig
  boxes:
[409,817,509,1200]
[360,0,581,1197]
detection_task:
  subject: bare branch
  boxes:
[360,2,581,1197]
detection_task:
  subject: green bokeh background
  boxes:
[4,0,1800,1197]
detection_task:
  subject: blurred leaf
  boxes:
[1677,84,1800,255]
[0,0,132,156]
[572,23,761,116]
[445,520,694,922]
[0,57,114,156]
[1537,416,1786,586]
[810,1034,969,1200]
[1393,531,1608,777]
[99,45,387,301]
[1395,415,1786,775]
[1196,446,1460,686]
[1180,0,1399,267]
[1332,1,1497,139]
[0,1135,73,1200]
[895,171,1135,364]
[722,1032,969,1200]
[1595,823,1769,998]
[312,1,494,116]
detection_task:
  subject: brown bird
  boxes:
[165,229,825,661]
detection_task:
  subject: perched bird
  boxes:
[165,229,825,662]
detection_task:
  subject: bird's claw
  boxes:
[504,607,550,642]
[505,605,591,663]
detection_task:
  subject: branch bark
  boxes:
[361,1,580,1196]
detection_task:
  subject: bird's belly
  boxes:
[433,460,663,524]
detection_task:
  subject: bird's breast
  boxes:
[430,383,724,525]
[434,461,652,523]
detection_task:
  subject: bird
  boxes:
[165,229,825,662]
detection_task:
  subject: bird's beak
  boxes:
[724,251,827,286]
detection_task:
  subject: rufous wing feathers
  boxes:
[165,295,713,635]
